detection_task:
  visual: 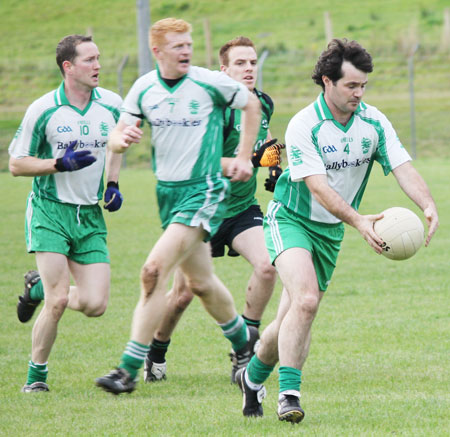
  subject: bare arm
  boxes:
[9,155,58,177]
[227,92,261,182]
[108,119,143,154]
[105,147,123,183]
[304,174,384,253]
[392,161,439,246]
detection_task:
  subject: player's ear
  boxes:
[220,64,227,73]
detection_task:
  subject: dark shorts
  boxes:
[210,204,263,258]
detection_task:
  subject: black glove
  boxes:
[251,139,285,167]
[55,140,96,172]
[264,165,283,192]
[103,181,123,212]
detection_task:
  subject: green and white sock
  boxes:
[279,366,302,395]
[26,361,48,385]
[219,315,248,352]
[29,279,44,301]
[118,340,150,379]
[247,354,274,385]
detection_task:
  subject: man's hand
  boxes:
[109,120,143,154]
[103,181,123,212]
[55,140,96,172]
[227,157,253,182]
[264,165,283,192]
[356,213,385,254]
[251,139,285,167]
[423,205,439,246]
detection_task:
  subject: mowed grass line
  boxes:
[0,159,448,436]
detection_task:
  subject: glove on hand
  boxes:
[264,165,283,192]
[103,181,123,212]
[251,139,285,167]
[55,140,96,172]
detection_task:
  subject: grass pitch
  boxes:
[0,160,448,436]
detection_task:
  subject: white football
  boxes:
[374,207,425,260]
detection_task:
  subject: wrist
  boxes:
[107,181,119,189]
[54,158,67,172]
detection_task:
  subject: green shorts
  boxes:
[25,192,109,264]
[156,174,230,242]
[264,200,344,291]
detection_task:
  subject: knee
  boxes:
[83,300,108,317]
[254,259,277,283]
[188,277,211,299]
[47,294,69,321]
[140,261,161,298]
[175,289,194,311]
[297,293,320,319]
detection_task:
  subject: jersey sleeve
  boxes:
[373,109,411,175]
[120,74,152,126]
[285,113,326,182]
[8,100,46,159]
[207,70,249,110]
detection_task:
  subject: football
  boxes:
[374,207,425,260]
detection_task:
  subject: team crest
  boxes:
[289,147,303,165]
[361,137,371,154]
[100,122,109,137]
[189,99,200,114]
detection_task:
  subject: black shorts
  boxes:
[211,204,264,258]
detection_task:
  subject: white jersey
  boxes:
[120,66,249,182]
[9,82,122,205]
[275,93,411,223]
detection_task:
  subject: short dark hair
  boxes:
[56,34,93,76]
[312,38,373,90]
[219,36,256,66]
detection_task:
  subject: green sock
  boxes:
[119,340,149,379]
[29,279,44,301]
[242,315,261,329]
[220,315,248,352]
[26,361,48,385]
[247,354,275,385]
[279,366,302,393]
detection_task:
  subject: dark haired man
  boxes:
[9,34,123,392]
[236,38,439,423]
[143,36,283,385]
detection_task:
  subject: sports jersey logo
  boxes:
[57,140,107,149]
[151,118,202,127]
[322,145,337,153]
[189,100,200,114]
[100,122,109,137]
[261,119,269,129]
[289,147,303,166]
[326,157,370,171]
[57,125,73,133]
[361,137,371,154]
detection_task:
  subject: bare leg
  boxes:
[32,252,71,363]
[231,226,277,321]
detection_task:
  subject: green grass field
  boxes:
[1,0,449,434]
[0,160,448,436]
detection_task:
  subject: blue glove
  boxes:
[55,140,96,172]
[103,181,123,212]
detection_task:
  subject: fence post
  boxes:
[117,54,129,167]
[257,50,269,91]
[407,43,419,160]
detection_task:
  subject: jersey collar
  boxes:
[314,92,366,121]
[54,81,101,106]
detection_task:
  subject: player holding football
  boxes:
[9,34,123,392]
[236,38,439,423]
[142,36,283,385]
[95,18,263,395]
